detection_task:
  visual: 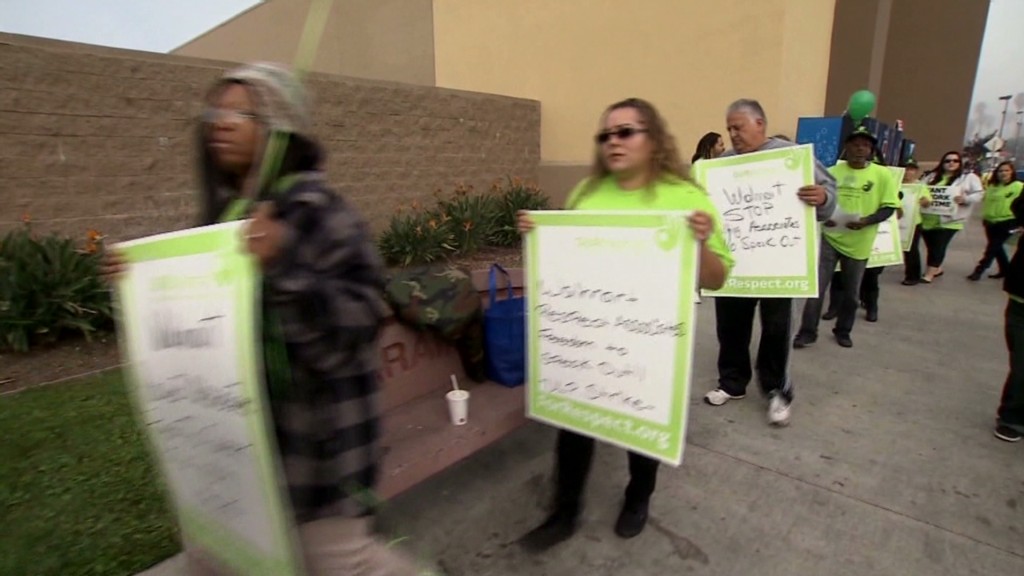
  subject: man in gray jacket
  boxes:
[703,99,837,426]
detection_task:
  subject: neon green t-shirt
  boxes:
[982,181,1023,223]
[824,162,899,260]
[565,176,734,272]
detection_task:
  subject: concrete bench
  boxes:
[376,267,527,499]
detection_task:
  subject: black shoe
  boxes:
[990,272,1006,279]
[822,309,838,320]
[793,333,817,349]
[866,308,878,323]
[614,499,649,539]
[835,333,853,348]
[519,510,579,552]
[967,271,982,281]
[994,425,1022,443]
[901,279,919,286]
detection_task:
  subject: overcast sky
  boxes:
[0,0,259,52]
[965,0,1024,141]
[2,0,1022,142]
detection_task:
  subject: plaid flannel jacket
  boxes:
[261,172,390,522]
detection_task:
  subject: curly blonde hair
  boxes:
[578,98,690,200]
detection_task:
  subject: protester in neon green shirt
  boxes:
[826,161,929,321]
[920,150,985,282]
[901,159,935,285]
[794,125,899,349]
[516,97,732,550]
[968,161,1023,281]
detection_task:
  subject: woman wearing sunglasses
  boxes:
[515,97,733,550]
[920,151,984,283]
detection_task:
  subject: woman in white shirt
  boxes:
[919,151,984,283]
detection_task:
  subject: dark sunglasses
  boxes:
[942,158,961,164]
[595,127,648,144]
[202,108,259,124]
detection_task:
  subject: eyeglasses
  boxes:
[942,158,961,165]
[202,108,259,125]
[595,127,648,144]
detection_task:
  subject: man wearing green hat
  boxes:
[794,124,900,348]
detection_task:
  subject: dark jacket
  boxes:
[1003,194,1024,300]
[201,63,389,522]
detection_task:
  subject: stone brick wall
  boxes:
[0,35,540,242]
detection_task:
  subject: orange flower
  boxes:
[428,218,438,229]
[87,229,103,242]
[21,213,31,223]
[512,177,523,187]
[462,220,474,231]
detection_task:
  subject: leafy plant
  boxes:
[487,177,550,247]
[435,184,500,255]
[377,203,457,267]
[0,223,112,352]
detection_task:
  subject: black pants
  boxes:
[921,228,958,268]
[976,220,1017,275]
[714,296,793,400]
[998,299,1024,434]
[904,225,923,282]
[553,429,658,515]
[827,267,883,311]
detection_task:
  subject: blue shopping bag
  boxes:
[484,264,526,387]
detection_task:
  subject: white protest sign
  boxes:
[691,144,818,297]
[921,186,956,217]
[899,184,923,251]
[524,211,699,466]
[867,214,902,268]
[116,222,304,576]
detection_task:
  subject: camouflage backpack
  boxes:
[384,264,486,382]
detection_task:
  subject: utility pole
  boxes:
[1017,111,1023,162]
[999,94,1012,140]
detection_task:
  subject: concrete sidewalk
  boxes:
[140,222,1024,575]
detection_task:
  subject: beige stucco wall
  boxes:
[172,0,436,86]
[432,0,837,168]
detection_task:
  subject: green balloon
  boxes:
[848,90,876,121]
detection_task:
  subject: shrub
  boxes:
[0,223,112,352]
[377,203,457,267]
[377,177,550,267]
[435,184,500,255]
[487,177,550,247]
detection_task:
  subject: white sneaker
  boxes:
[704,388,745,406]
[767,392,791,426]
